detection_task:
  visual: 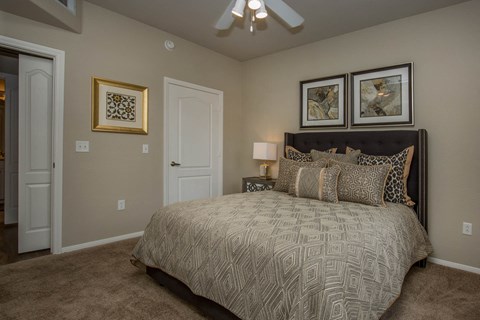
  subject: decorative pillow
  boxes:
[273,157,328,192]
[287,162,330,195]
[345,146,357,154]
[311,148,360,164]
[330,159,391,207]
[285,146,313,162]
[285,146,336,162]
[357,146,415,206]
[292,166,341,203]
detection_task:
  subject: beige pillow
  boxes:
[331,159,391,207]
[273,157,328,192]
[285,146,336,162]
[345,146,357,154]
[292,166,341,203]
[311,149,360,164]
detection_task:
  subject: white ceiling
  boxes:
[86,0,468,61]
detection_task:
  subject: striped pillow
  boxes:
[273,157,328,192]
[292,166,341,203]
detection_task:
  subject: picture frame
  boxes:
[351,63,413,127]
[92,77,148,134]
[300,74,347,129]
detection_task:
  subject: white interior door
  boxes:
[1,73,19,225]
[165,78,223,205]
[18,54,53,253]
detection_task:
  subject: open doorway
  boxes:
[0,36,65,263]
[0,39,63,263]
[0,53,20,264]
[0,78,5,203]
[0,51,18,227]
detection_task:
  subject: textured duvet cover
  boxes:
[132,191,432,320]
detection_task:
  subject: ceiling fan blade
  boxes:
[215,0,236,30]
[264,0,304,28]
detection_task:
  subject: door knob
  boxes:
[170,161,181,167]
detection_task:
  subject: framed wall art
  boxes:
[92,77,148,134]
[300,74,347,129]
[351,63,413,127]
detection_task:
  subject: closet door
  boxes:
[18,54,53,253]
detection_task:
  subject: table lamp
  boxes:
[253,142,277,179]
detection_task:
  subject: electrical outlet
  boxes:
[462,222,472,235]
[75,141,89,152]
[117,200,125,211]
[142,144,149,153]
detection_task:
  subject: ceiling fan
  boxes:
[215,0,304,31]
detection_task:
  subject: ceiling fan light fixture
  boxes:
[247,0,261,10]
[217,0,304,32]
[255,0,268,19]
[232,0,246,17]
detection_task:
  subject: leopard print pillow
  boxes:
[357,146,415,206]
[285,146,313,162]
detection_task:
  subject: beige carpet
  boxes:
[0,238,479,320]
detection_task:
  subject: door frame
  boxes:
[163,77,223,206]
[0,35,64,254]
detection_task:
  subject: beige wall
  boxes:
[1,0,479,269]
[241,1,480,268]
[0,2,243,247]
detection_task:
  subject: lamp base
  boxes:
[259,163,271,180]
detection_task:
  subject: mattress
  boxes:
[132,191,432,320]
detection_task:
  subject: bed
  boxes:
[132,129,431,320]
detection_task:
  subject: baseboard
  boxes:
[61,231,144,253]
[428,257,480,275]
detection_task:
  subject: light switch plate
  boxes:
[142,144,149,153]
[76,141,89,152]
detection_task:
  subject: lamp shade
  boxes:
[253,142,277,161]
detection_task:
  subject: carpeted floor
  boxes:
[0,238,479,320]
[0,217,51,265]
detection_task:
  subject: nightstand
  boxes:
[242,177,277,192]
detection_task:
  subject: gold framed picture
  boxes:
[91,77,148,134]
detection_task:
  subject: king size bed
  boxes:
[132,129,432,320]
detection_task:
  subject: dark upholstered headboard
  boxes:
[284,130,428,231]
